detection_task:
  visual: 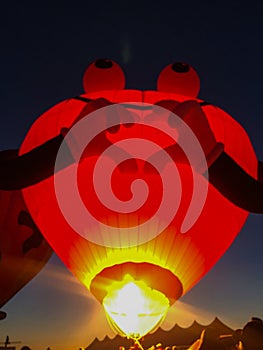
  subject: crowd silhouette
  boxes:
[143,317,263,350]
[4,316,262,350]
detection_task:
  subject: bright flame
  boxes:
[103,275,170,339]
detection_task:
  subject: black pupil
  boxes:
[172,62,190,73]
[95,59,113,69]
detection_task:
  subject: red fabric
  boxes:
[0,190,52,307]
[19,89,258,302]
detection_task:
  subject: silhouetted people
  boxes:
[187,326,241,350]
[4,336,9,347]
[231,329,243,350]
[185,326,225,350]
[219,334,239,349]
[241,317,263,350]
[197,326,225,350]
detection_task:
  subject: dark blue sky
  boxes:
[0,2,263,349]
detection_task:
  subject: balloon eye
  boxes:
[94,59,113,69]
[83,58,126,93]
[171,62,190,73]
[157,61,200,97]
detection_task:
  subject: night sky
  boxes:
[0,2,263,350]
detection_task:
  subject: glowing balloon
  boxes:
[0,161,52,307]
[4,59,259,336]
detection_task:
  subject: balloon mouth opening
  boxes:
[90,262,183,303]
[103,275,170,339]
[90,262,183,337]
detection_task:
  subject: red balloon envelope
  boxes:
[18,60,258,309]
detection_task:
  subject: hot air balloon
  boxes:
[0,59,262,339]
[0,150,53,309]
